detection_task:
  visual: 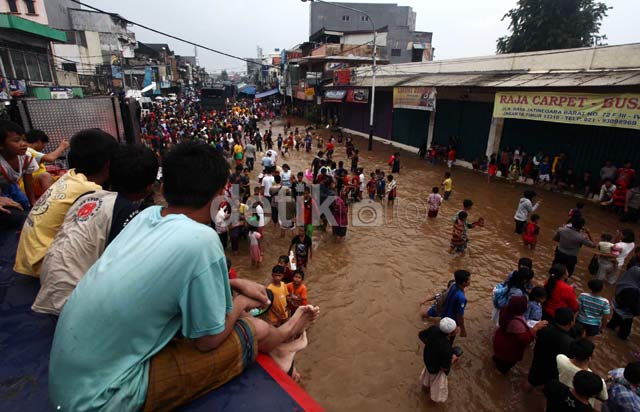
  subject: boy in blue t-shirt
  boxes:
[49,142,320,412]
[426,270,471,338]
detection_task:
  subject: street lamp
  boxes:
[301,0,376,151]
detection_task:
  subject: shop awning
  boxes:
[255,88,279,99]
[352,70,640,88]
[0,14,66,42]
[239,86,256,95]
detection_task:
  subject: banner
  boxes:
[324,89,346,102]
[346,89,369,104]
[50,87,73,99]
[334,69,352,86]
[393,87,436,111]
[493,92,640,130]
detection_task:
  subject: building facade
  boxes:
[0,0,67,99]
[331,44,640,178]
[308,3,432,64]
[45,0,136,94]
[309,2,415,34]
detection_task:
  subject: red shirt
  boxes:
[493,318,535,363]
[543,280,578,317]
[448,150,456,161]
[228,268,238,280]
[617,168,635,188]
[367,179,376,194]
[327,142,334,151]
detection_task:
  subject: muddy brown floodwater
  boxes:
[231,119,638,412]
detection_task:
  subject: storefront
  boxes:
[340,89,393,139]
[0,14,66,99]
[494,91,640,175]
[391,87,435,148]
[432,99,494,162]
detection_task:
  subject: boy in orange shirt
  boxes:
[287,269,308,314]
[267,265,289,326]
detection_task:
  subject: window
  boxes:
[7,0,18,13]
[61,62,77,72]
[341,15,349,21]
[77,31,87,48]
[9,50,27,79]
[361,16,369,22]
[411,48,423,62]
[64,31,77,45]
[391,48,402,57]
[24,52,42,81]
[24,0,36,14]
[37,53,52,82]
[0,48,12,77]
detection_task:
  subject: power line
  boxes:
[69,0,274,68]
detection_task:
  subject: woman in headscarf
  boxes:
[606,266,640,339]
[492,296,548,373]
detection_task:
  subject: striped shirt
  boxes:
[577,293,611,326]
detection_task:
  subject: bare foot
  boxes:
[286,305,320,337]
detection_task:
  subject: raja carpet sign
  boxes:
[393,87,436,111]
[493,92,640,131]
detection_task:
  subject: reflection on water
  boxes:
[232,120,638,412]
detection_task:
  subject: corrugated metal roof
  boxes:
[351,70,640,88]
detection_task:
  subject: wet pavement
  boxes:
[232,119,638,412]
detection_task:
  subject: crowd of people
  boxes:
[420,191,640,411]
[1,93,639,412]
[423,143,640,226]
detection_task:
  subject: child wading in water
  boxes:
[523,214,540,249]
[427,187,443,218]
[386,174,397,207]
[389,152,400,173]
[442,172,453,200]
[367,172,377,200]
[376,170,386,201]
[449,211,468,254]
[248,225,262,267]
[488,158,498,183]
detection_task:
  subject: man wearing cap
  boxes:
[418,317,460,403]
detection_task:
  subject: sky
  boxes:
[86,0,639,74]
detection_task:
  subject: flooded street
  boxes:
[233,120,638,412]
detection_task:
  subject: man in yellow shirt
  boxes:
[14,129,117,277]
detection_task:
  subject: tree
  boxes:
[496,0,610,54]
[220,70,229,81]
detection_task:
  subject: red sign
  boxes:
[334,69,351,86]
[286,51,303,61]
[346,89,369,104]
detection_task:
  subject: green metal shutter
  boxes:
[433,99,493,162]
[392,108,430,147]
[501,119,640,176]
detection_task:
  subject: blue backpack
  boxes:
[492,282,511,309]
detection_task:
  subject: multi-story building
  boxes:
[0,0,67,99]
[308,2,433,64]
[309,2,415,34]
[45,0,136,94]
